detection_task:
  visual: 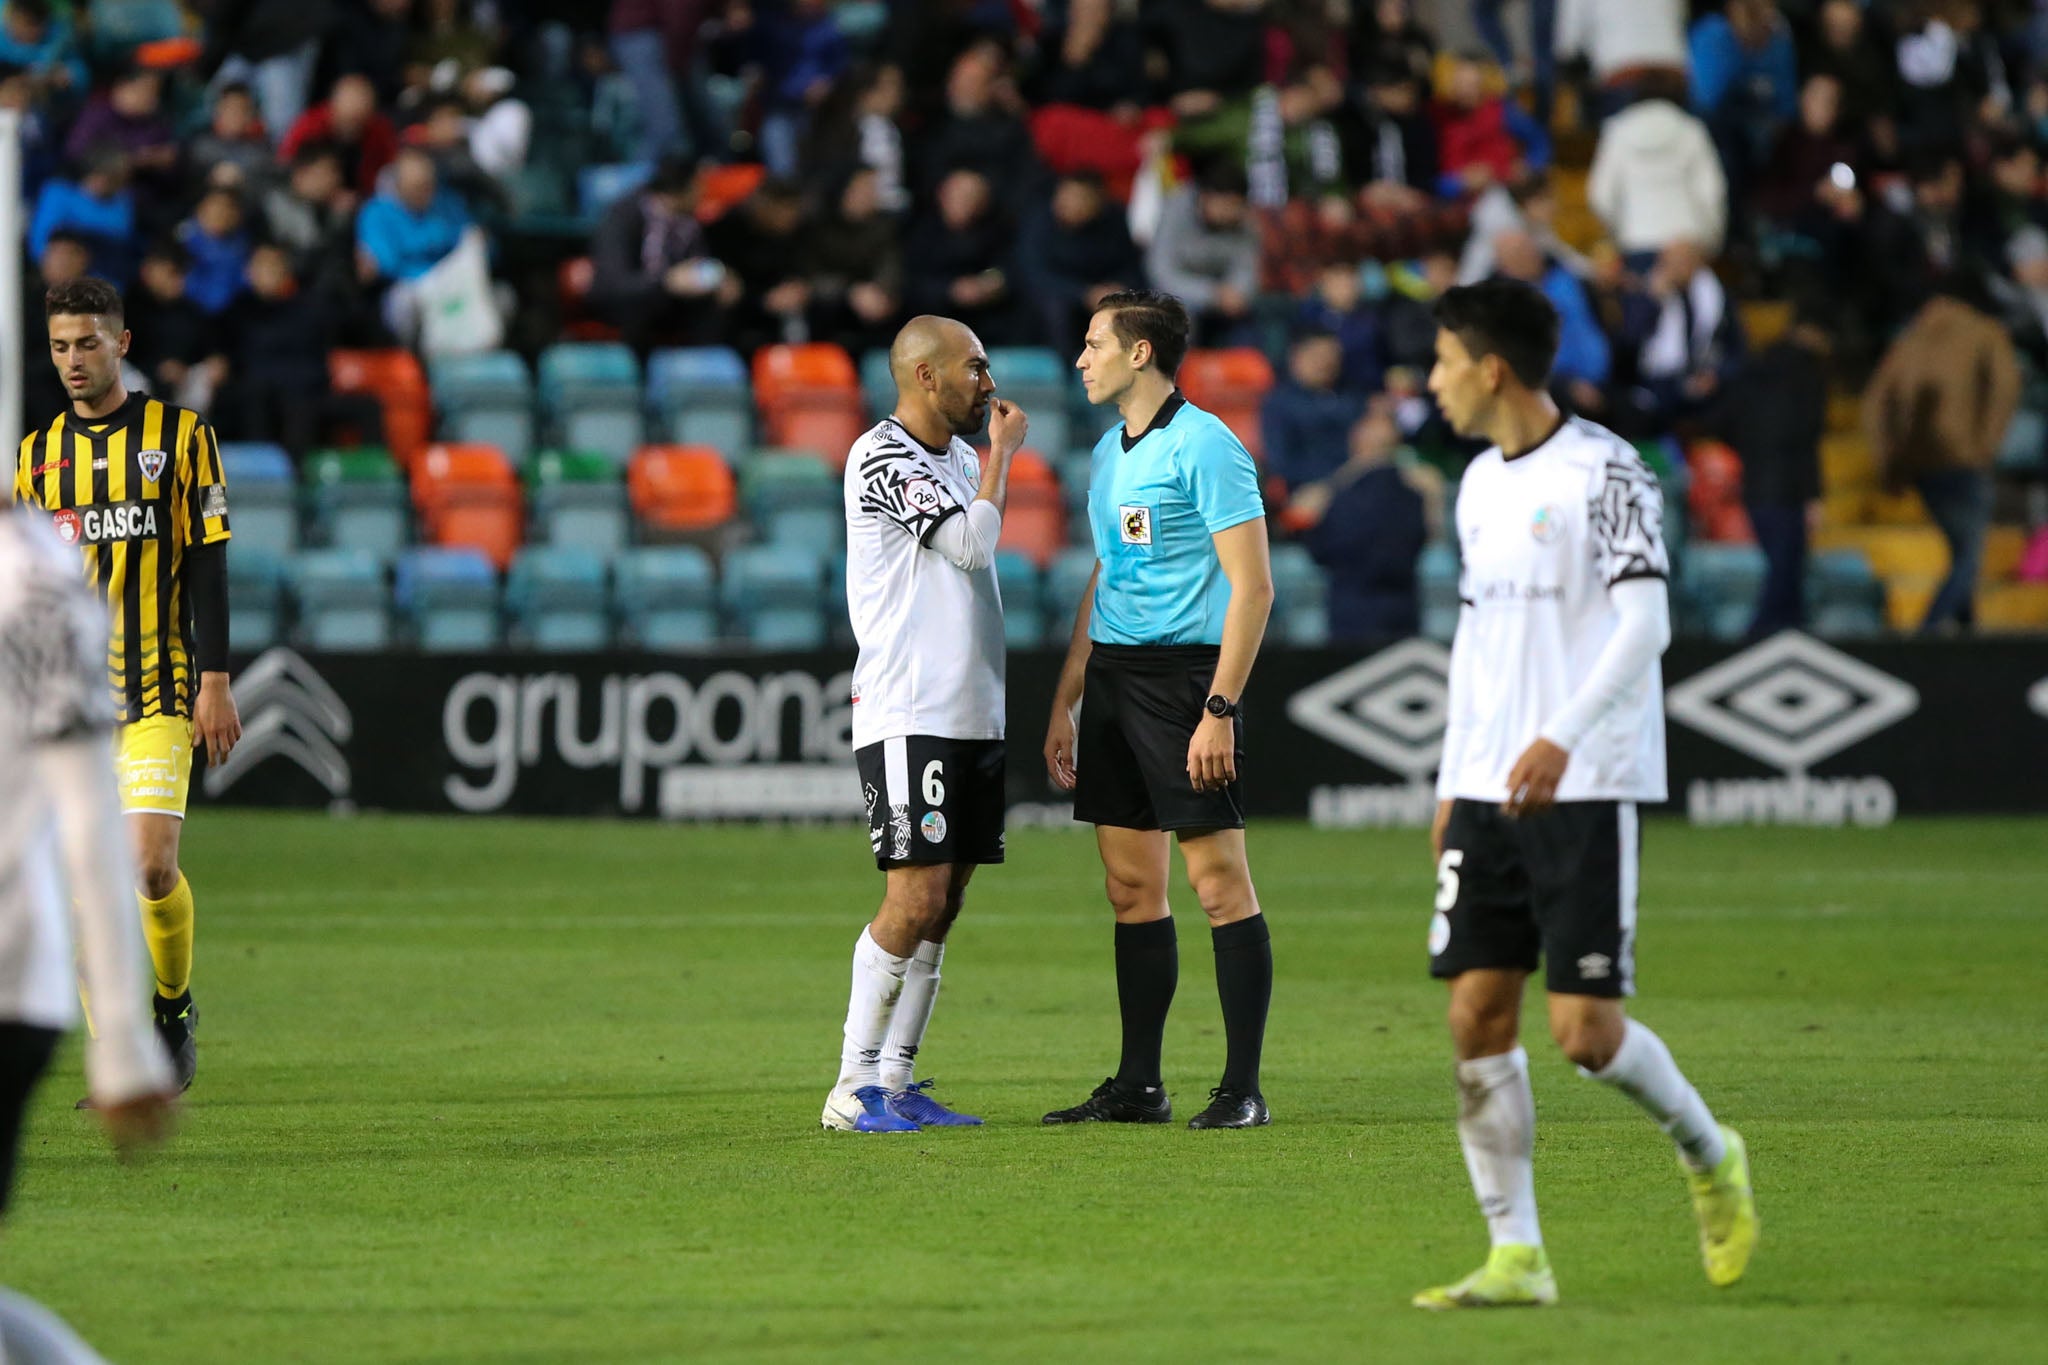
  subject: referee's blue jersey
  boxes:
[1086,391,1265,646]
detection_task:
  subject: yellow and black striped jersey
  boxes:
[12,393,232,723]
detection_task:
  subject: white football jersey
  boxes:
[1438,416,1669,804]
[844,420,1005,748]
[0,510,116,1029]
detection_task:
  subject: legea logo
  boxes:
[1287,639,1450,828]
[202,649,353,805]
[1667,632,1918,826]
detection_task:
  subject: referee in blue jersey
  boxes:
[1040,290,1277,1131]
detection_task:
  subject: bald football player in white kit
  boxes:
[820,316,1027,1133]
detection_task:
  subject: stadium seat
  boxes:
[305,448,408,558]
[396,547,501,651]
[745,606,829,650]
[1047,546,1097,617]
[1177,348,1275,459]
[577,161,653,221]
[412,442,519,502]
[721,544,827,616]
[615,546,720,650]
[507,546,612,652]
[1269,543,1325,614]
[1280,601,1329,647]
[697,163,767,218]
[987,348,1072,455]
[996,452,1067,567]
[761,504,845,550]
[647,348,753,457]
[739,450,839,519]
[752,343,859,403]
[330,350,431,466]
[411,446,524,570]
[218,443,300,557]
[538,342,643,463]
[290,549,392,651]
[227,545,287,652]
[995,550,1044,647]
[432,351,536,461]
[533,482,631,556]
[1683,542,1768,640]
[1418,543,1462,641]
[858,349,895,418]
[628,445,738,534]
[753,344,866,467]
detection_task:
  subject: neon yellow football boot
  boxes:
[1412,1244,1559,1310]
[1684,1124,1759,1287]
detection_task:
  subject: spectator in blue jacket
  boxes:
[0,1,85,99]
[356,148,473,340]
[175,187,253,316]
[1491,227,1610,407]
[1296,399,1433,642]
[1016,171,1143,349]
[29,148,135,285]
[1294,260,1386,394]
[1690,0,1798,199]
[757,0,849,178]
[1262,331,1367,499]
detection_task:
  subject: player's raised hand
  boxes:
[988,398,1029,458]
[194,671,241,764]
[1501,737,1569,818]
[1044,708,1078,790]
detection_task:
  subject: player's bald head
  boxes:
[888,315,978,392]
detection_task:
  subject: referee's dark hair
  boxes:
[1433,279,1559,390]
[45,276,124,325]
[1095,289,1192,378]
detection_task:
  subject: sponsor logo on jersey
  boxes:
[1119,505,1151,546]
[1288,639,1451,828]
[30,459,68,476]
[60,501,162,544]
[1667,632,1918,827]
[1530,503,1565,544]
[138,448,168,483]
[202,484,229,519]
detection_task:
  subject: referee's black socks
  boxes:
[1212,916,1272,1098]
[1113,917,1178,1090]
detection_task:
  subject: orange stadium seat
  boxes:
[997,482,1067,567]
[412,443,518,506]
[1177,348,1275,460]
[764,402,869,468]
[752,343,859,406]
[331,349,432,467]
[424,490,525,570]
[629,445,739,532]
[698,163,767,221]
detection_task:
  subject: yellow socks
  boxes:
[140,873,194,1000]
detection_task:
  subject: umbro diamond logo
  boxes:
[1666,632,1918,774]
[1577,953,1612,981]
[1286,639,1451,779]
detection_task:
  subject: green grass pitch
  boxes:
[6,813,2045,1363]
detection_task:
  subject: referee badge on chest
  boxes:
[138,449,168,484]
[1119,505,1152,546]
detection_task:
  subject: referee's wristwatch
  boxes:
[1204,694,1239,720]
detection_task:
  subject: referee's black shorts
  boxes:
[1073,643,1245,833]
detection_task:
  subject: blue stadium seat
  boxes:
[432,352,535,460]
[994,550,1041,614]
[1683,543,1768,641]
[739,453,840,520]
[859,349,895,419]
[395,547,501,651]
[507,546,611,652]
[745,606,828,650]
[577,162,654,220]
[290,549,391,652]
[539,343,644,462]
[1046,546,1097,616]
[615,546,720,650]
[231,497,300,559]
[1418,542,1462,641]
[90,0,185,46]
[1281,602,1330,647]
[721,545,826,617]
[1417,543,1460,589]
[1269,543,1324,614]
[228,546,287,653]
[308,476,408,558]
[761,504,845,550]
[647,348,753,457]
[1806,547,1885,639]
[987,347,1072,454]
[219,442,294,488]
[533,482,631,555]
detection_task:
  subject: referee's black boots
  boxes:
[1040,1077,1173,1125]
[1186,1087,1270,1130]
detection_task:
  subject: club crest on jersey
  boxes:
[138,448,168,484]
[1120,505,1152,546]
[920,810,948,844]
[51,508,81,544]
[1531,504,1565,544]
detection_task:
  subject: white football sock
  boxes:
[0,1288,113,1364]
[1587,1018,1727,1172]
[1456,1047,1543,1248]
[877,939,944,1092]
[835,927,910,1090]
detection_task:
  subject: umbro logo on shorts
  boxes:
[1577,953,1612,980]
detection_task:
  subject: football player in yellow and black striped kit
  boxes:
[11,276,240,1096]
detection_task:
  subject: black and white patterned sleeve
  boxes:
[1589,446,1670,587]
[854,436,963,546]
[0,528,114,745]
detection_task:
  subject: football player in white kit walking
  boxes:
[0,506,177,1361]
[820,316,1027,1132]
[1412,281,1759,1308]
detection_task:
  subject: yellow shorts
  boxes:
[117,715,194,818]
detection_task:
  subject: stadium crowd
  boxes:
[11,0,2048,641]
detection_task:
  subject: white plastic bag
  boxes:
[415,228,504,357]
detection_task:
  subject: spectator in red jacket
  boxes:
[1431,55,1550,199]
[279,73,399,199]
